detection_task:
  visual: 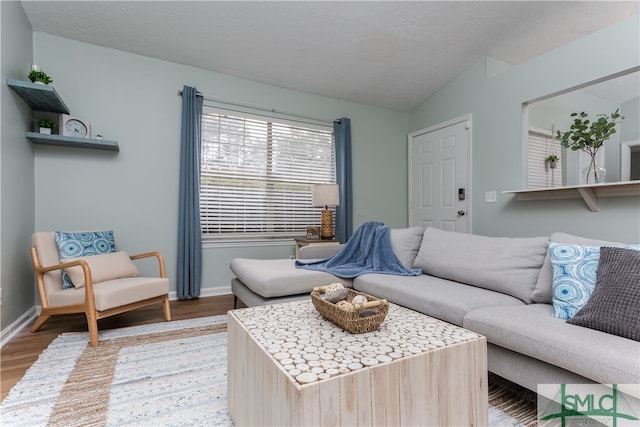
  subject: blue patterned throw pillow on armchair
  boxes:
[55,230,116,289]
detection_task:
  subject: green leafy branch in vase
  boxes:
[556,109,624,184]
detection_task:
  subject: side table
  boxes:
[294,238,340,258]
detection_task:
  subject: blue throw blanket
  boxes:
[295,221,422,278]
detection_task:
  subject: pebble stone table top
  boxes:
[231,299,482,387]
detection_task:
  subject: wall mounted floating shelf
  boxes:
[503,181,640,212]
[7,79,119,152]
[7,79,70,113]
[25,132,119,152]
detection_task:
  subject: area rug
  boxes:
[1,316,537,426]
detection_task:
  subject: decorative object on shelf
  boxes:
[545,153,559,188]
[94,134,104,140]
[27,69,53,85]
[59,114,91,138]
[312,184,340,240]
[306,225,320,240]
[582,163,607,185]
[556,109,624,185]
[37,118,57,134]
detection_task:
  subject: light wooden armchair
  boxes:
[30,232,171,347]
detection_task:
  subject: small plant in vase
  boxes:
[545,154,559,169]
[544,154,559,187]
[556,109,624,184]
[37,119,57,134]
[28,70,53,85]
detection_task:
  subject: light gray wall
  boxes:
[31,32,409,294]
[1,1,36,329]
[621,96,640,143]
[409,16,640,243]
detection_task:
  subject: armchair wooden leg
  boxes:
[86,313,99,347]
[162,295,171,321]
[31,312,51,333]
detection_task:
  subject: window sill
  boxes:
[202,238,301,249]
[502,181,640,212]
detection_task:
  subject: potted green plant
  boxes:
[556,109,624,184]
[28,70,53,85]
[545,154,559,169]
[38,119,57,134]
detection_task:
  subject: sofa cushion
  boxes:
[567,247,640,341]
[413,227,547,303]
[231,278,310,307]
[230,258,352,298]
[389,227,424,269]
[463,304,640,386]
[62,251,140,288]
[353,273,524,326]
[531,232,626,304]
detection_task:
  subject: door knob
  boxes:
[457,210,466,216]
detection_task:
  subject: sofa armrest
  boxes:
[299,244,343,259]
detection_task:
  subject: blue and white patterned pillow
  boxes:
[549,242,640,319]
[55,230,116,289]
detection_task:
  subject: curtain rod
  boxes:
[178,90,336,125]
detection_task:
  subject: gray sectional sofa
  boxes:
[230,226,640,396]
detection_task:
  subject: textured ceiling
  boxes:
[21,1,640,111]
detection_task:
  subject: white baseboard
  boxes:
[168,285,232,300]
[0,287,231,348]
[200,285,232,298]
[0,306,38,349]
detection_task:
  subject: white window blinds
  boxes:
[200,107,335,241]
[527,127,563,189]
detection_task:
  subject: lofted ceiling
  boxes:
[21,1,640,111]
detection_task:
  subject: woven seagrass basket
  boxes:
[311,287,389,334]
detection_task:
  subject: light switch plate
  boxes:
[485,191,497,203]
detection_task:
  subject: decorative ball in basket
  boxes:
[311,284,389,334]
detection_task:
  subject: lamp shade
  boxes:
[312,184,340,207]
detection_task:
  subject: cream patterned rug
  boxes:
[1,316,536,426]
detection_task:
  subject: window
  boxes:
[527,126,563,188]
[200,107,335,242]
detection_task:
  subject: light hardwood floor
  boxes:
[1,295,245,401]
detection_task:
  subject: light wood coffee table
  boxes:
[228,300,487,426]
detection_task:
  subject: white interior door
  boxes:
[409,116,471,232]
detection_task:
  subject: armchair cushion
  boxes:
[93,277,169,311]
[55,230,115,289]
[62,251,140,288]
[47,277,170,311]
